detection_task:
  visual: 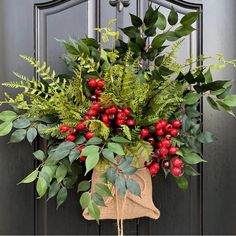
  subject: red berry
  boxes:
[105,122,110,127]
[102,114,109,123]
[105,108,111,114]
[172,120,182,128]
[155,119,167,129]
[90,95,97,101]
[66,134,76,142]
[77,145,85,152]
[88,79,97,88]
[163,160,170,169]
[165,134,171,140]
[126,119,135,126]
[169,128,179,137]
[140,128,149,139]
[90,116,96,120]
[152,162,160,172]
[155,122,163,130]
[116,119,125,126]
[117,112,126,120]
[95,89,102,96]
[123,108,132,117]
[148,137,155,144]
[165,124,172,132]
[157,142,163,148]
[85,131,94,139]
[117,108,123,113]
[149,165,158,175]
[91,102,100,111]
[77,122,85,130]
[171,167,182,177]
[171,157,183,168]
[83,115,90,121]
[162,139,171,148]
[80,156,86,161]
[169,146,178,155]
[108,114,115,120]
[156,129,164,136]
[97,79,105,88]
[109,106,117,114]
[59,124,69,133]
[160,147,168,157]
[87,109,98,116]
[99,106,105,113]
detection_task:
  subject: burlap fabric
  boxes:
[83,167,160,220]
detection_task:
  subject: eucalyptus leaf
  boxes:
[0,121,13,136]
[175,176,188,191]
[126,179,141,196]
[13,118,30,129]
[184,92,202,105]
[0,110,17,122]
[56,164,67,183]
[57,187,68,209]
[9,129,26,143]
[33,150,45,161]
[77,180,91,192]
[183,152,206,164]
[36,176,48,198]
[92,192,105,206]
[88,201,100,223]
[197,131,215,143]
[47,181,60,200]
[80,192,90,210]
[95,183,112,197]
[115,175,126,197]
[18,169,38,184]
[27,127,37,144]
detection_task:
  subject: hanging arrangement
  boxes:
[1,6,236,234]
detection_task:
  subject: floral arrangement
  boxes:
[1,6,236,224]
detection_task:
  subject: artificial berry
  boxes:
[123,108,132,116]
[90,95,97,101]
[165,134,171,140]
[155,122,163,130]
[77,145,85,152]
[59,124,69,133]
[91,102,100,111]
[95,89,102,96]
[171,157,183,168]
[108,114,115,120]
[169,128,179,137]
[117,112,126,120]
[87,79,97,88]
[102,114,109,123]
[90,116,96,120]
[109,106,117,114]
[156,129,164,136]
[162,139,171,148]
[105,108,112,114]
[71,128,77,134]
[140,128,149,139]
[105,123,110,127]
[87,109,98,117]
[172,120,182,128]
[157,142,163,148]
[165,124,172,132]
[77,122,85,130]
[80,156,86,161]
[149,165,158,175]
[85,131,94,140]
[155,119,167,129]
[160,147,169,157]
[97,79,105,88]
[148,137,155,144]
[126,119,135,126]
[152,162,160,172]
[83,115,90,121]
[66,134,76,142]
[171,167,182,177]
[99,106,105,113]
[169,146,178,155]
[116,119,125,126]
[163,160,170,169]
[117,108,123,113]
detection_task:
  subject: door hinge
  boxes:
[109,0,130,12]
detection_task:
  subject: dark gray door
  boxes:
[0,0,236,235]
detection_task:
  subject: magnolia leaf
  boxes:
[18,169,38,184]
[154,55,165,67]
[0,121,13,136]
[85,152,100,175]
[115,175,127,197]
[57,187,68,209]
[183,152,206,165]
[92,192,105,206]
[80,192,90,210]
[217,100,235,116]
[184,165,200,176]
[130,13,143,27]
[88,201,100,223]
[107,142,125,156]
[144,6,154,27]
[77,180,91,192]
[36,177,48,198]
[126,179,141,196]
[184,92,202,105]
[180,12,200,26]
[168,7,178,25]
[13,118,30,129]
[151,33,166,49]
[166,31,180,41]
[175,176,188,191]
[207,96,219,110]
[197,131,215,143]
[47,181,60,200]
[27,127,37,144]
[80,145,100,156]
[175,25,195,37]
[9,129,26,143]
[95,183,112,197]
[156,11,166,30]
[56,164,67,183]
[0,111,17,122]
[222,95,236,107]
[33,150,45,161]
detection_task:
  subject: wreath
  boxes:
[0,6,236,235]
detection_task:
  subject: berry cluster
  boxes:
[87,78,105,102]
[140,119,184,177]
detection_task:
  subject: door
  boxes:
[0,0,236,235]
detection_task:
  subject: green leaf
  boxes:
[86,137,103,145]
[77,180,91,192]
[85,152,100,175]
[75,135,86,145]
[217,100,235,116]
[36,177,48,198]
[95,183,112,197]
[106,167,117,184]
[151,33,166,49]
[130,13,143,27]
[18,169,38,184]
[77,39,90,55]
[166,31,180,41]
[184,92,202,105]
[63,175,78,188]
[80,145,100,156]
[41,165,57,182]
[222,95,236,107]
[115,175,127,197]
[126,179,141,196]
[56,164,67,183]
[159,66,173,76]
[51,142,76,162]
[186,106,202,118]
[183,152,206,164]
[9,129,26,143]
[0,121,13,136]
[118,156,132,171]
[122,166,137,176]
[121,125,131,140]
[168,7,178,25]
[144,6,155,27]
[80,192,90,210]
[120,26,139,38]
[111,136,130,143]
[154,55,165,66]
[47,181,60,200]
[0,111,17,122]
[33,150,45,161]
[26,127,37,144]
[144,26,157,37]
[206,97,219,110]
[180,12,200,26]
[175,25,195,37]
[13,118,30,129]
[102,148,116,163]
[197,131,215,143]
[69,149,80,164]
[156,11,167,30]
[57,187,68,209]
[92,192,105,206]
[184,165,200,176]
[175,176,188,191]
[107,142,125,156]
[88,201,100,223]
[204,68,213,83]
